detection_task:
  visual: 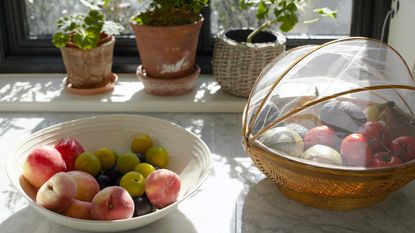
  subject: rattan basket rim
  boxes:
[246,140,415,175]
[218,28,286,49]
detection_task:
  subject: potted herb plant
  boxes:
[130,0,208,96]
[212,0,337,97]
[52,0,124,95]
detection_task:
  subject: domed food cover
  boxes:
[242,37,415,169]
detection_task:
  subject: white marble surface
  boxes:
[2,113,415,233]
[0,74,246,113]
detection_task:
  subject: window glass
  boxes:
[24,0,140,38]
[210,0,352,38]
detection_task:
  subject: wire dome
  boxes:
[243,37,414,155]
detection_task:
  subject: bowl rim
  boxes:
[6,114,212,226]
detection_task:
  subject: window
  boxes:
[0,0,392,73]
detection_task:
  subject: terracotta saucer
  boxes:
[136,65,200,96]
[64,73,118,96]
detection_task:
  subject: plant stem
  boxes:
[246,18,279,43]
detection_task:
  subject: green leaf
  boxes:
[313,7,337,19]
[256,1,268,20]
[103,21,124,35]
[240,0,252,10]
[72,31,100,50]
[52,32,69,48]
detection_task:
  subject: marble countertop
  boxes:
[2,112,415,233]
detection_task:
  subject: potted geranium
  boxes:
[130,0,208,96]
[212,0,336,97]
[52,0,124,95]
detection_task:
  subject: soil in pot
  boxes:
[225,29,278,43]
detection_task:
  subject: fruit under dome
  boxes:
[243,37,415,169]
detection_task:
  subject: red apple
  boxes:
[23,145,66,188]
[90,186,134,220]
[340,133,374,167]
[55,137,85,171]
[358,121,392,153]
[145,169,181,209]
[370,151,401,168]
[303,125,340,150]
[36,172,77,213]
[392,136,415,163]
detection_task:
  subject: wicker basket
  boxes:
[242,37,415,210]
[212,29,286,97]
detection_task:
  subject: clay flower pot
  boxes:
[130,16,203,79]
[60,36,115,89]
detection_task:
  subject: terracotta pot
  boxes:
[130,16,203,79]
[60,36,115,89]
[136,64,200,96]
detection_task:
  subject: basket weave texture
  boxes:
[212,31,285,97]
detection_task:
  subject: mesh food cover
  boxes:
[243,37,415,168]
[241,38,415,210]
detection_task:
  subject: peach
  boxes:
[67,170,100,202]
[23,145,66,188]
[145,169,181,209]
[55,137,85,171]
[90,186,134,220]
[36,172,77,213]
[63,199,92,220]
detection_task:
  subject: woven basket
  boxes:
[242,37,415,210]
[212,29,286,97]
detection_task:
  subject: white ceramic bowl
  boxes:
[7,114,211,232]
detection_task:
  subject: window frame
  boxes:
[0,0,391,74]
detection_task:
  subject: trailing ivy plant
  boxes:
[239,0,337,43]
[132,0,208,26]
[52,0,124,50]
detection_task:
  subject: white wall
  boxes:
[388,0,415,75]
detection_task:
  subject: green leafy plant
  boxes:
[132,0,208,26]
[52,0,124,50]
[239,0,337,43]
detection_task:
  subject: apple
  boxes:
[67,170,100,202]
[145,169,181,209]
[370,151,401,168]
[55,137,85,171]
[358,121,392,153]
[392,136,415,163]
[36,172,76,213]
[63,199,92,220]
[340,133,374,167]
[90,186,134,220]
[303,125,341,150]
[23,145,66,188]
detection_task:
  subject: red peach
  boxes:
[23,145,66,188]
[90,186,134,220]
[67,170,100,202]
[55,137,85,171]
[303,125,341,150]
[63,199,92,220]
[145,169,181,209]
[36,172,77,213]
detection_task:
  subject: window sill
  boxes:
[0,73,246,113]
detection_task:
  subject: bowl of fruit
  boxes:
[242,37,415,210]
[7,114,211,232]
